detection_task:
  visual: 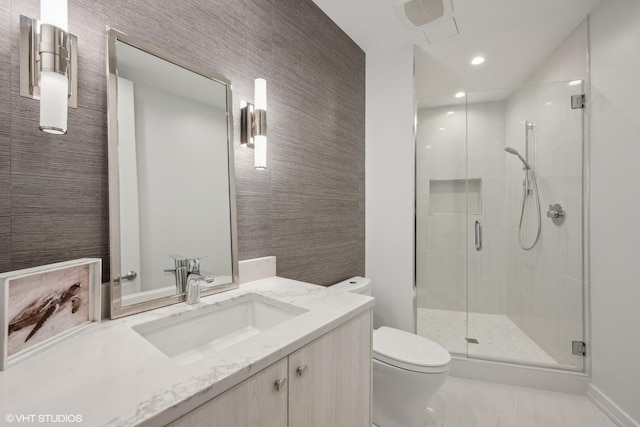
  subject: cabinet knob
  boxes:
[296,364,308,377]
[274,377,287,392]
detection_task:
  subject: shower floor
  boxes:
[417,308,559,366]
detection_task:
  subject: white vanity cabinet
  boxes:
[169,309,372,427]
[288,308,372,427]
[167,358,288,427]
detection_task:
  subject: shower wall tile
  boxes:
[507,286,524,328]
[561,275,584,366]
[421,105,467,181]
[416,249,429,309]
[562,195,583,281]
[525,19,588,85]
[485,279,507,314]
[482,225,507,313]
[505,19,587,368]
[417,101,508,315]
[424,213,467,312]
[1,0,365,286]
[416,102,507,314]
[416,200,429,253]
[541,232,563,308]
[483,178,506,228]
[542,303,563,362]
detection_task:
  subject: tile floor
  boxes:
[420,376,617,427]
[417,308,568,367]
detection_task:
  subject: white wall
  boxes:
[590,0,640,424]
[365,45,416,331]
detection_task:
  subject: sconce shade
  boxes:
[39,71,68,134]
[255,135,267,170]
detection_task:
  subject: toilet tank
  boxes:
[330,276,372,296]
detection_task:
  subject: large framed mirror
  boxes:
[107,28,239,318]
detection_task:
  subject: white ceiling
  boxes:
[312,0,603,101]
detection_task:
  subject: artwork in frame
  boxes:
[0,258,101,370]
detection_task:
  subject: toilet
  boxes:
[330,277,451,427]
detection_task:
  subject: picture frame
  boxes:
[0,258,102,370]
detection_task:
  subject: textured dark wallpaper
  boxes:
[0,0,365,286]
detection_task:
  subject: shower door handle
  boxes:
[475,221,482,251]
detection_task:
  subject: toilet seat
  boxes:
[373,327,451,374]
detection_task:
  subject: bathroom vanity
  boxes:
[169,302,371,427]
[0,277,373,426]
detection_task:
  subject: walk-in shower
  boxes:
[415,80,585,371]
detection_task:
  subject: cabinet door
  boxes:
[168,358,288,427]
[288,310,372,427]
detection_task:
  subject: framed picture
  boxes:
[0,258,102,370]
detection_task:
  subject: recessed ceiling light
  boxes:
[446,111,455,115]
[471,56,485,65]
[569,80,582,86]
[455,92,466,98]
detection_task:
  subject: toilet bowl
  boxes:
[329,277,451,427]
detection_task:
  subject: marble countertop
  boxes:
[0,277,374,426]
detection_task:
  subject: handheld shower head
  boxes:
[505,146,532,170]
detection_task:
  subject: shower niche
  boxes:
[428,178,482,214]
[416,80,586,371]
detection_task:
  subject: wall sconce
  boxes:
[240,78,267,170]
[20,0,78,135]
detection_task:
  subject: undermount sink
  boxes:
[133,293,308,365]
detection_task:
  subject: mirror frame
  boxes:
[106,28,239,319]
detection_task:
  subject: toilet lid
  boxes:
[330,276,371,294]
[373,327,451,373]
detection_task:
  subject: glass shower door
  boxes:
[466,81,585,370]
[416,80,585,371]
[416,99,470,357]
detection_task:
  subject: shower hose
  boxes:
[517,167,541,250]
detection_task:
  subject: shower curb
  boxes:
[449,356,589,395]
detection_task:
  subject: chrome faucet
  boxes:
[165,255,189,294]
[185,258,215,304]
[165,256,215,303]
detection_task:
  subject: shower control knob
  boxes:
[547,204,566,225]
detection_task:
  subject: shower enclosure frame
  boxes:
[412,79,592,377]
